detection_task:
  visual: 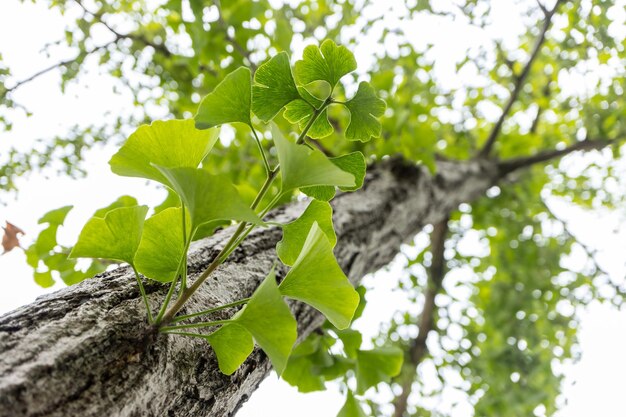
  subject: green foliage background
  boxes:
[1,0,625,416]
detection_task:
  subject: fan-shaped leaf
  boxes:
[206,323,254,375]
[69,206,148,265]
[344,82,386,142]
[195,66,252,128]
[109,119,219,185]
[280,222,359,329]
[276,200,336,266]
[252,52,300,122]
[294,39,356,88]
[272,125,354,194]
[355,347,403,394]
[135,207,190,282]
[235,269,297,375]
[155,167,263,230]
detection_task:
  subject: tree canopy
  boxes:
[1,0,625,416]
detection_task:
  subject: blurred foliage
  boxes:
[1,0,626,415]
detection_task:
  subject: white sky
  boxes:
[1,1,625,416]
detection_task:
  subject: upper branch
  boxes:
[498,137,618,176]
[1,42,115,100]
[392,216,450,417]
[477,0,563,158]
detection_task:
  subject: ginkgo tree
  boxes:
[1,1,625,417]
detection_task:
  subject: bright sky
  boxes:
[1,1,625,416]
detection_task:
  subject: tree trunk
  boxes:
[0,157,498,417]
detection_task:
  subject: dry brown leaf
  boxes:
[2,221,25,254]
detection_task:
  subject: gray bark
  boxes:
[0,157,498,417]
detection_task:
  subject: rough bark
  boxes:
[0,157,499,417]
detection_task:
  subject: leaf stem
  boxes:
[171,297,250,323]
[250,124,271,175]
[158,331,211,338]
[132,265,154,324]
[155,275,178,323]
[296,100,331,144]
[160,319,232,332]
[181,205,188,291]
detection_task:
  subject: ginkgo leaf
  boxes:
[283,99,334,139]
[252,52,300,122]
[355,347,403,394]
[135,207,189,282]
[300,185,336,202]
[109,119,219,186]
[155,167,263,230]
[272,125,354,194]
[2,221,25,254]
[280,222,359,329]
[34,271,55,288]
[335,328,363,358]
[337,391,367,417]
[344,82,386,142]
[282,335,327,393]
[294,39,357,89]
[206,323,254,375]
[38,205,73,225]
[301,151,367,200]
[93,196,138,218]
[69,206,148,265]
[235,269,297,375]
[195,66,252,129]
[276,200,336,266]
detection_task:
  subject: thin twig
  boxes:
[535,0,550,17]
[498,137,618,176]
[478,0,563,158]
[1,42,115,99]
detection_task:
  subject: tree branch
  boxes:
[1,42,115,100]
[535,0,550,17]
[498,137,617,176]
[0,158,499,417]
[392,216,450,417]
[477,0,563,158]
[74,0,173,58]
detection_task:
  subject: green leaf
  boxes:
[280,222,359,329]
[300,185,336,201]
[282,335,327,393]
[276,200,336,266]
[235,269,297,375]
[206,323,255,375]
[344,82,386,142]
[336,328,363,358]
[294,40,357,89]
[155,167,263,230]
[337,391,367,417]
[109,119,219,185]
[355,347,403,394]
[34,271,55,288]
[301,151,367,200]
[135,207,189,282]
[272,125,354,194]
[38,205,73,225]
[69,206,148,265]
[284,99,334,139]
[195,66,252,128]
[252,52,300,122]
[93,196,138,218]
